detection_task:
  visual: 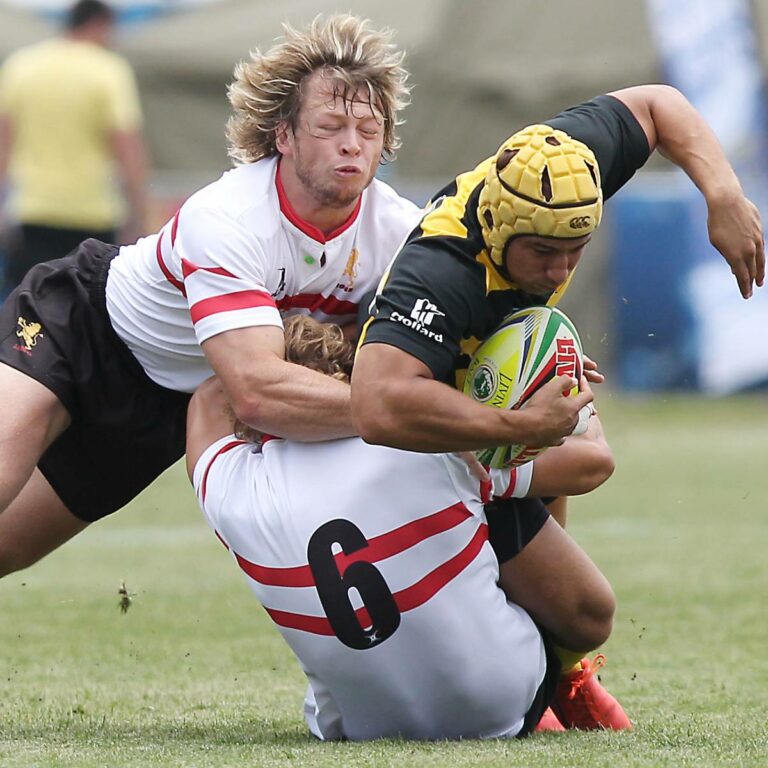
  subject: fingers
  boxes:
[755,235,765,288]
[582,355,605,384]
[733,259,754,299]
[572,376,594,409]
[454,451,489,483]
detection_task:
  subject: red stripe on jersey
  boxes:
[200,439,247,504]
[497,466,519,499]
[276,292,358,317]
[338,501,471,570]
[181,258,238,281]
[233,501,472,588]
[392,523,488,613]
[190,289,278,324]
[235,552,314,587]
[155,230,186,296]
[480,477,492,504]
[171,209,180,246]
[263,522,489,636]
[275,160,362,243]
[264,606,336,635]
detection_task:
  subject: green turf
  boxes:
[1,395,767,766]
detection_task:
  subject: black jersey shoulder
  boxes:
[545,94,650,200]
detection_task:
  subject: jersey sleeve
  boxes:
[359,239,486,382]
[172,205,283,345]
[192,435,252,535]
[545,94,650,200]
[488,461,533,500]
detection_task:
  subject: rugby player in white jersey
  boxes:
[0,15,435,577]
[0,14,594,581]
[186,315,617,740]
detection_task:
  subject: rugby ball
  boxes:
[463,306,583,468]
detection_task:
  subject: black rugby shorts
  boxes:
[0,239,191,522]
[484,496,550,564]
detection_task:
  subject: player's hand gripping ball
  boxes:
[464,306,585,469]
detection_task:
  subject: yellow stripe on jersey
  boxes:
[418,159,493,240]
[356,259,395,351]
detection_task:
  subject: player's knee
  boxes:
[568,580,616,650]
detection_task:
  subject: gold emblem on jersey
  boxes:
[15,316,44,352]
[337,248,359,292]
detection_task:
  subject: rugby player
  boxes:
[351,84,764,728]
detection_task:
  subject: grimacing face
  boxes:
[279,71,385,209]
[503,234,592,296]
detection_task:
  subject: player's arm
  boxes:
[352,341,591,453]
[203,324,355,442]
[526,410,613,497]
[185,376,236,480]
[610,84,764,299]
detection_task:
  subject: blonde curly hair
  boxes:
[226,14,410,164]
[233,315,354,442]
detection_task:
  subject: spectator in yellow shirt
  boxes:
[0,0,148,291]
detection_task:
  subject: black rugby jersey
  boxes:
[360,95,650,389]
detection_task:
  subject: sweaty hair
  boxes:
[226,14,410,164]
[65,0,114,29]
[233,315,354,442]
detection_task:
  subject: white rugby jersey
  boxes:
[194,436,545,741]
[105,156,421,391]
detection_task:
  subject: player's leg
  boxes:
[545,496,567,527]
[0,468,87,577]
[499,514,614,651]
[491,500,631,730]
[0,363,76,576]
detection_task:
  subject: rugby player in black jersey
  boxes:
[352,85,764,731]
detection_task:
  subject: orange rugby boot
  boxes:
[551,654,632,730]
[533,706,566,732]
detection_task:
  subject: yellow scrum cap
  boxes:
[478,124,603,267]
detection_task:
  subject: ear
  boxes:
[275,122,294,157]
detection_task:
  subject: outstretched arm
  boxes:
[611,84,764,299]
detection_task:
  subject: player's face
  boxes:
[503,234,592,296]
[280,72,385,209]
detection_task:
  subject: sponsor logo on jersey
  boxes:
[410,298,445,326]
[271,267,287,298]
[390,299,445,343]
[389,298,446,342]
[336,248,359,293]
[13,316,44,356]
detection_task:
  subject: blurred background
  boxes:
[2,0,768,393]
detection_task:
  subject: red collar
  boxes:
[275,159,362,243]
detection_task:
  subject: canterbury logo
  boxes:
[569,216,591,229]
[15,316,44,351]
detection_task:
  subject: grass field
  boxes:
[1,394,767,767]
